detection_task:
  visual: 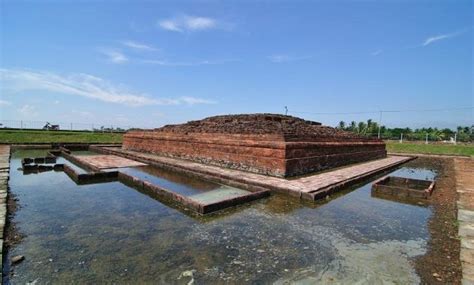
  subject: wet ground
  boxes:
[4,149,443,284]
[412,157,461,284]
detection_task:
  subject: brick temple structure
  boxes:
[122,114,386,177]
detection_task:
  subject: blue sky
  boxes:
[0,0,472,129]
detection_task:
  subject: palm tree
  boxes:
[338,121,346,130]
[358,122,367,134]
[349,121,357,131]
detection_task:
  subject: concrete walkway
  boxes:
[0,145,10,283]
[456,158,474,284]
[95,146,413,201]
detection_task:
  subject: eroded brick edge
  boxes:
[371,176,435,199]
[0,145,11,284]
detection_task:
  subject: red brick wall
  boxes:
[123,131,386,177]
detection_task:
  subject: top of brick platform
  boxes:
[151,113,375,142]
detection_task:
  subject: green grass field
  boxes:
[386,141,474,157]
[1,129,472,156]
[0,129,123,144]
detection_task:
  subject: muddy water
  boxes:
[6,150,435,284]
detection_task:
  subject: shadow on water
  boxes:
[5,151,437,284]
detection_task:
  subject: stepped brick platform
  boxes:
[92,146,413,201]
[123,114,386,177]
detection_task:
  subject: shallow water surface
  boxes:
[120,165,248,198]
[6,150,436,284]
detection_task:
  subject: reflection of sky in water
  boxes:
[390,167,437,181]
[120,166,245,197]
[7,150,435,284]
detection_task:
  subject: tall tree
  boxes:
[338,121,346,130]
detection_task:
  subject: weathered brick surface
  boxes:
[74,155,146,169]
[63,164,118,185]
[123,114,386,177]
[95,146,412,201]
[372,176,435,199]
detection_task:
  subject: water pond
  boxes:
[5,149,436,284]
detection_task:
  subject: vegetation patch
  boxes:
[386,141,474,157]
[0,129,123,144]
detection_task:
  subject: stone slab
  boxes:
[74,155,147,169]
[460,210,474,222]
[190,188,251,204]
[0,145,9,284]
[460,223,474,238]
[455,158,474,285]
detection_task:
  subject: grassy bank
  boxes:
[1,129,472,156]
[386,141,474,157]
[0,129,123,144]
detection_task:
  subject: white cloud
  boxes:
[122,40,158,51]
[0,69,216,107]
[18,104,38,117]
[422,30,464,46]
[268,54,313,63]
[158,15,217,32]
[100,49,128,63]
[159,20,183,32]
[185,16,216,30]
[371,49,382,56]
[0,100,11,106]
[179,96,216,105]
[141,58,236,66]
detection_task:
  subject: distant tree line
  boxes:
[92,126,127,133]
[336,119,474,142]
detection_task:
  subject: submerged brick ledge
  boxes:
[56,149,269,214]
[91,145,414,201]
[118,172,269,214]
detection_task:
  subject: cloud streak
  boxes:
[100,49,128,63]
[141,58,237,66]
[268,54,313,63]
[0,69,216,106]
[371,49,382,56]
[422,30,466,46]
[158,15,217,32]
[0,100,11,106]
[122,40,158,51]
